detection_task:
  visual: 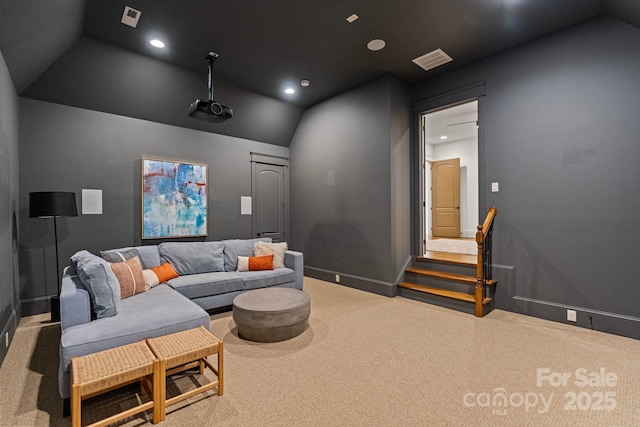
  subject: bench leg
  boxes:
[218,342,224,396]
[71,383,81,427]
[153,358,166,423]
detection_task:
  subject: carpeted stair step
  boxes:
[398,282,492,305]
[405,267,496,286]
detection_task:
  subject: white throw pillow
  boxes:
[254,241,288,269]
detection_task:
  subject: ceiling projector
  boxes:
[188,52,233,122]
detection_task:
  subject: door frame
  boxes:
[250,152,290,242]
[412,82,486,256]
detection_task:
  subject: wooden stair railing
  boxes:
[399,207,497,317]
[474,206,497,316]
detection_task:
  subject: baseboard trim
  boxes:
[512,296,640,340]
[0,307,19,367]
[304,266,395,297]
[20,295,52,317]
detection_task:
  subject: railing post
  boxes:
[476,224,484,280]
[474,207,497,318]
[475,224,485,317]
[475,280,484,317]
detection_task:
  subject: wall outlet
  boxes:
[335,274,340,283]
[567,309,577,322]
[5,332,8,348]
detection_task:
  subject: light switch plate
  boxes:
[491,182,499,192]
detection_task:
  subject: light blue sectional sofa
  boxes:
[58,238,303,402]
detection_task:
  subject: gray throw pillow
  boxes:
[70,250,120,318]
[100,246,160,269]
[158,242,225,275]
[100,248,140,264]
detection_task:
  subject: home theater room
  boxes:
[1,1,639,426]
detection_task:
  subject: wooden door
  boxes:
[431,158,460,237]
[252,162,285,242]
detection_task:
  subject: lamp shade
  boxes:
[29,192,78,218]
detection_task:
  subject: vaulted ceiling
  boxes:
[1,0,639,107]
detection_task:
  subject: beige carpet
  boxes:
[1,277,639,426]
[424,238,477,255]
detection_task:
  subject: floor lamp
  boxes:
[29,191,78,322]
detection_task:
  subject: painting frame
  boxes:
[142,157,208,239]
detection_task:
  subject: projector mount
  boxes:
[206,52,219,102]
[188,51,233,122]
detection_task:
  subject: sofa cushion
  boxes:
[237,267,296,290]
[167,272,245,299]
[254,241,288,269]
[59,284,210,399]
[101,245,161,269]
[159,242,225,275]
[71,250,120,318]
[109,256,145,298]
[222,238,271,272]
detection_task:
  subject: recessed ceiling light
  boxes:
[440,136,448,140]
[150,39,165,48]
[367,39,385,51]
[300,79,310,87]
[284,88,295,94]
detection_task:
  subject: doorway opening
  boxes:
[422,100,478,254]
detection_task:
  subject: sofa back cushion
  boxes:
[222,238,271,272]
[70,250,120,318]
[100,245,161,269]
[158,242,225,275]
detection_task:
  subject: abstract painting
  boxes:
[142,158,208,239]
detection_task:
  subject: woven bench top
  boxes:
[146,326,221,369]
[71,341,156,396]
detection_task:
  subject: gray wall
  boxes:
[412,16,640,338]
[290,74,411,295]
[0,49,20,366]
[22,36,304,148]
[18,98,289,315]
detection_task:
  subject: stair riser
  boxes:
[413,260,476,276]
[404,274,476,295]
[397,287,475,315]
[397,287,495,317]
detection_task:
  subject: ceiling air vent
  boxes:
[121,6,141,28]
[412,48,453,72]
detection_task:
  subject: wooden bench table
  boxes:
[70,340,161,427]
[146,326,223,422]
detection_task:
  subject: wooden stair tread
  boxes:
[398,282,492,305]
[405,267,496,286]
[418,252,476,267]
[405,267,476,284]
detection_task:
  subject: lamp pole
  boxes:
[29,191,77,323]
[50,215,62,322]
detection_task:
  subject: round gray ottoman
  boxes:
[233,288,310,342]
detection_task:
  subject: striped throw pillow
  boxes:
[109,256,145,298]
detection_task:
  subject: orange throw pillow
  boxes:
[151,262,179,283]
[236,255,274,272]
